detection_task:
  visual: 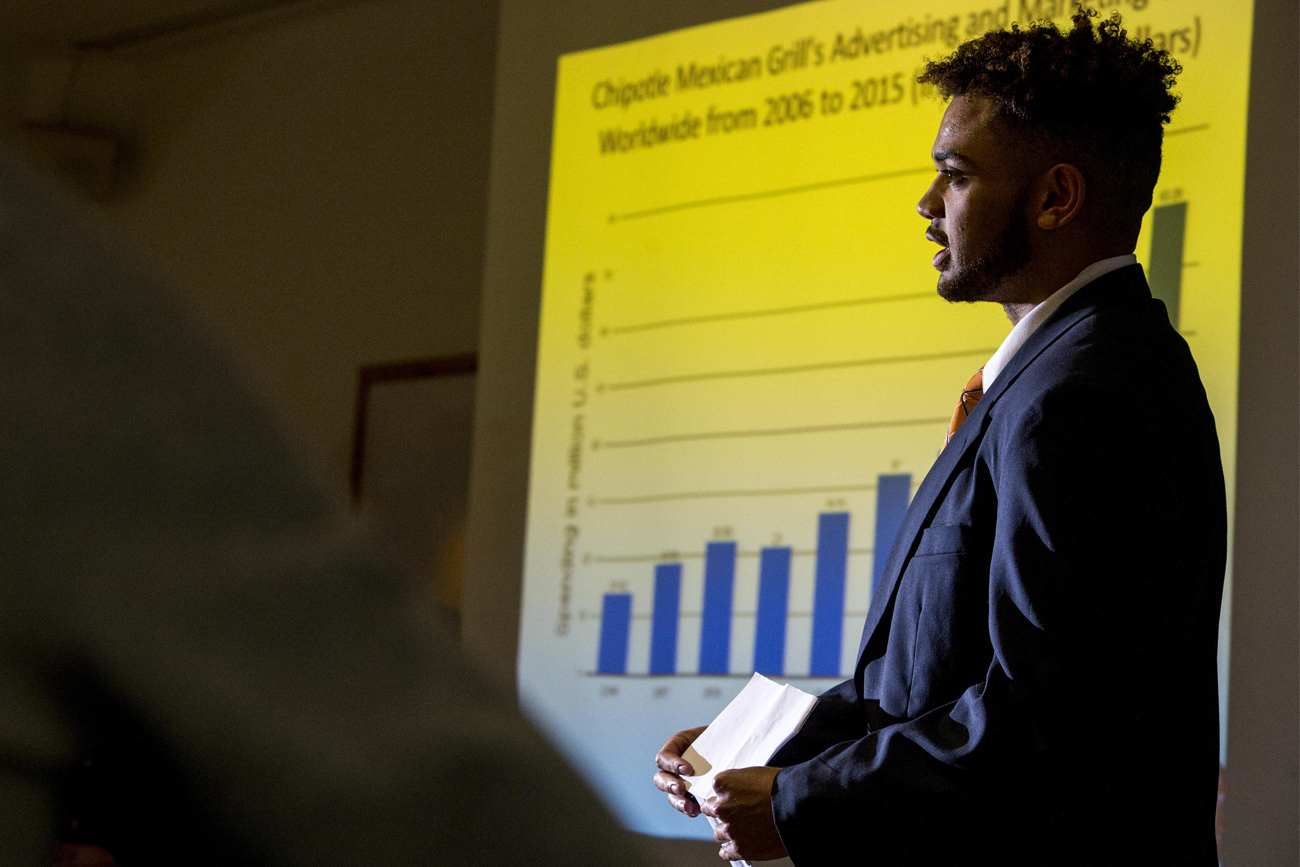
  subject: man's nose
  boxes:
[917,178,943,220]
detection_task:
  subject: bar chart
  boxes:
[594,474,911,678]
[1149,200,1188,327]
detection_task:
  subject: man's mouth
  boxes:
[926,230,950,270]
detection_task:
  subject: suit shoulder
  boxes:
[1011,295,1205,405]
[982,295,1221,479]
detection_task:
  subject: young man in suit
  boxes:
[654,11,1226,864]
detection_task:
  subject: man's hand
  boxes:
[653,726,707,817]
[702,766,787,862]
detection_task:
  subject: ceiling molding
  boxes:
[75,0,335,51]
[0,0,368,54]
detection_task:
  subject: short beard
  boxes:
[937,189,1033,304]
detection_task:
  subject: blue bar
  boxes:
[698,541,737,675]
[650,564,682,675]
[754,547,792,675]
[597,593,632,675]
[810,513,850,676]
[872,474,913,593]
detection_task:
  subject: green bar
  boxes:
[1149,202,1187,328]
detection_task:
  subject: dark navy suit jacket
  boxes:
[769,265,1226,865]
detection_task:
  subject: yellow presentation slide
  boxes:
[518,0,1252,836]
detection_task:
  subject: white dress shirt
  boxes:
[981,254,1138,390]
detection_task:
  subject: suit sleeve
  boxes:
[769,678,871,768]
[770,376,1159,863]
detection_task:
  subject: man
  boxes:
[0,147,650,865]
[654,11,1225,864]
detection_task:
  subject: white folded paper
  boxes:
[682,673,818,867]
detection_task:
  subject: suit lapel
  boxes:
[854,266,1149,677]
[854,391,988,663]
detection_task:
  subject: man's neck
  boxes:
[1002,302,1036,325]
[997,243,1136,325]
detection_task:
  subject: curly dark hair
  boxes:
[918,8,1181,231]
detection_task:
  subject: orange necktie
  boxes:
[945,368,984,448]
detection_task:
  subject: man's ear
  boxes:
[1035,163,1086,230]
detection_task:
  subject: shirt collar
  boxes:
[982,254,1137,390]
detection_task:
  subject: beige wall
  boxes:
[1221,0,1299,860]
[4,0,497,502]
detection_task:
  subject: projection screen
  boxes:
[515,0,1253,838]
